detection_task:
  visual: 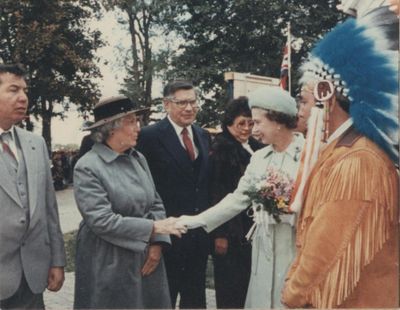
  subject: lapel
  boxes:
[0,150,23,208]
[157,118,194,176]
[15,127,39,216]
[192,124,209,182]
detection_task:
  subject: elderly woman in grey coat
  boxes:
[73,96,185,309]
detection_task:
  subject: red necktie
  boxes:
[181,127,195,161]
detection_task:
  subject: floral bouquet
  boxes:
[244,167,294,223]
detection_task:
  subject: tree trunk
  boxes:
[142,9,152,123]
[25,115,34,131]
[126,7,140,83]
[41,98,53,153]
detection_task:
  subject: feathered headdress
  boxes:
[301,9,399,163]
[290,3,398,213]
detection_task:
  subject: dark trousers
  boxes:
[164,230,209,309]
[213,241,252,309]
[0,275,44,309]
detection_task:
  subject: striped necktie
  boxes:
[1,132,17,164]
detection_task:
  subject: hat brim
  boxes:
[84,107,149,131]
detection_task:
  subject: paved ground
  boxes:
[44,186,216,309]
[55,187,82,234]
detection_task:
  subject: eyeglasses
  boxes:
[167,98,199,109]
[236,119,254,130]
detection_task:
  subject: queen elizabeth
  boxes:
[179,86,305,308]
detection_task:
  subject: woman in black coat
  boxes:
[210,96,264,309]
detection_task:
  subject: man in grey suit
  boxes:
[0,64,66,309]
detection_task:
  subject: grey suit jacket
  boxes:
[0,127,66,299]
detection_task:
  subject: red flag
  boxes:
[279,40,289,90]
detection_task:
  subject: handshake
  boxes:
[153,215,207,238]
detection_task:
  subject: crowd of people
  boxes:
[51,150,78,190]
[0,0,398,309]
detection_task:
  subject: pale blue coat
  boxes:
[200,133,304,308]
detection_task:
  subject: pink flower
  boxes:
[244,167,295,221]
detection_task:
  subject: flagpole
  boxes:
[288,22,292,96]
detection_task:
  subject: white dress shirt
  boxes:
[0,126,19,162]
[167,116,199,158]
[326,118,354,146]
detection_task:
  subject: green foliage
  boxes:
[164,0,345,126]
[0,0,103,149]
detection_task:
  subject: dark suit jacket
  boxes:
[136,118,211,218]
[137,118,211,309]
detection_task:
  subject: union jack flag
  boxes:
[279,38,290,91]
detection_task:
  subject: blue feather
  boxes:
[311,18,399,163]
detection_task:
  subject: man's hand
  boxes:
[141,245,162,276]
[214,237,228,255]
[281,282,308,308]
[47,267,65,292]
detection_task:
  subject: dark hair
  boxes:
[0,63,26,82]
[163,80,194,97]
[335,90,350,113]
[263,109,298,129]
[222,96,252,128]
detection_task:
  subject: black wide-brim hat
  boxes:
[84,95,149,131]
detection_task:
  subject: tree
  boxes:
[0,0,103,150]
[101,0,174,123]
[164,0,345,126]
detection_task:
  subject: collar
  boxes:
[241,140,250,147]
[167,115,194,138]
[262,132,304,160]
[336,125,362,147]
[241,141,254,155]
[0,125,16,141]
[283,132,304,159]
[221,129,247,146]
[326,118,353,146]
[92,143,138,163]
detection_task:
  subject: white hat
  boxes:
[248,86,298,117]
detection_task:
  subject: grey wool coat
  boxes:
[73,143,171,309]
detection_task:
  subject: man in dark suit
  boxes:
[0,64,66,309]
[137,80,210,308]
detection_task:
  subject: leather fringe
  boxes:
[305,149,397,308]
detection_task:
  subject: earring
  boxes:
[277,126,281,131]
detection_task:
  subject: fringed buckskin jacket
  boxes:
[282,127,399,308]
